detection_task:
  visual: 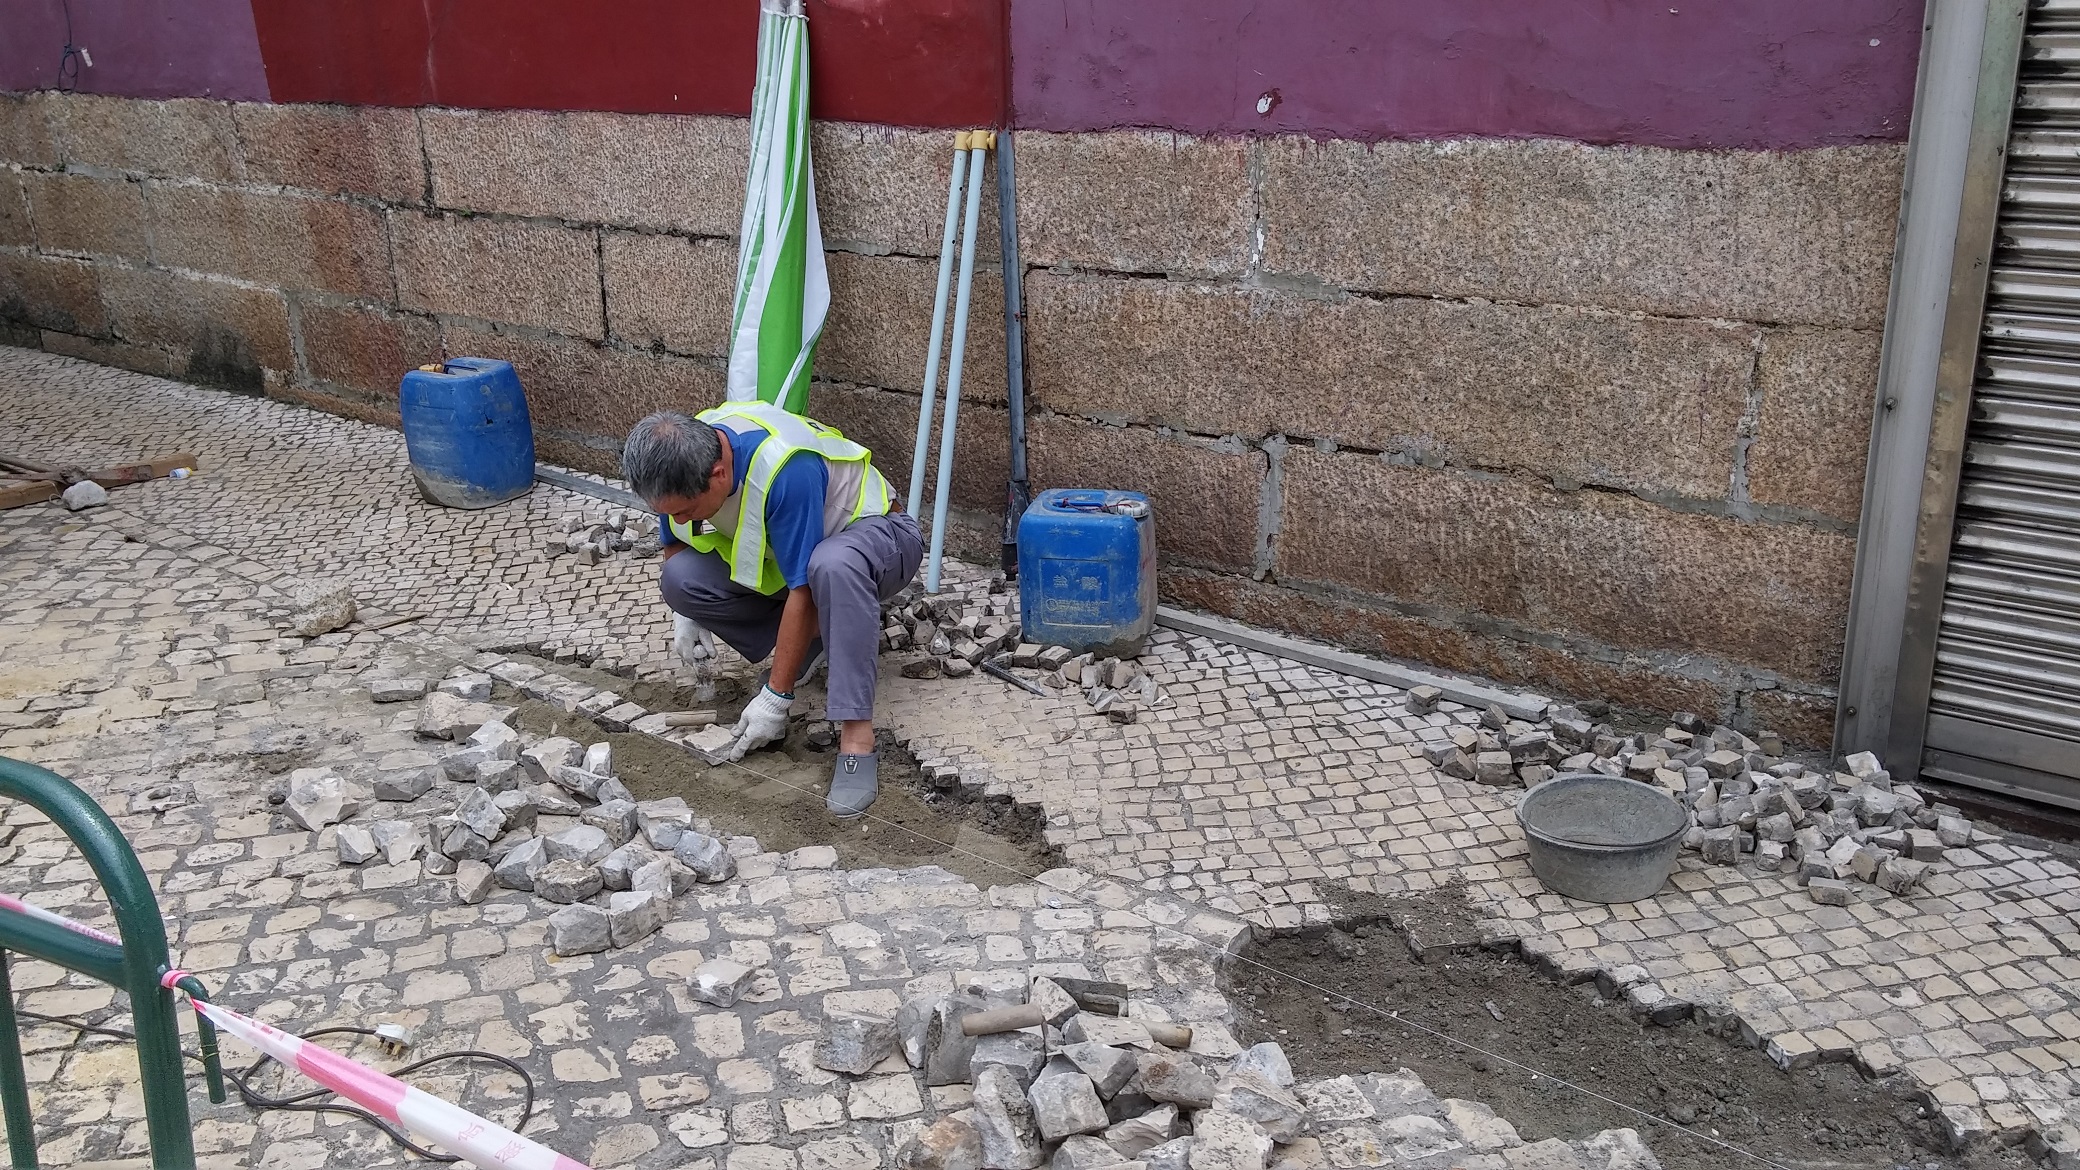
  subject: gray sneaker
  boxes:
[828,752,878,819]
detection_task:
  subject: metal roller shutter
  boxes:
[1924,0,2080,802]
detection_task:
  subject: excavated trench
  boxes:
[501,656,1062,888]
[1223,887,2039,1170]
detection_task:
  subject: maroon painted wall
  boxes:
[247,0,1006,128]
[1010,0,1924,149]
[0,0,269,100]
[0,0,1927,148]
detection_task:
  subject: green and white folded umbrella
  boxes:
[728,0,828,415]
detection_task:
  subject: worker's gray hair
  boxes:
[622,412,723,503]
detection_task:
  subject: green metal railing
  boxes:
[0,756,225,1169]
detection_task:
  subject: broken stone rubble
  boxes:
[974,1032,1047,1090]
[369,819,418,864]
[284,576,356,637]
[545,902,610,956]
[283,768,357,831]
[604,888,664,947]
[813,1015,901,1076]
[284,688,758,958]
[436,669,494,701]
[533,857,603,904]
[1029,1061,1110,1140]
[1423,703,1992,906]
[333,823,377,865]
[1665,740,1984,904]
[878,578,1168,722]
[453,859,494,904]
[688,957,757,1007]
[854,973,1665,1170]
[543,510,659,566]
[413,690,513,741]
[520,735,583,784]
[365,676,428,703]
[371,754,436,801]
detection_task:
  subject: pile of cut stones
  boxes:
[882,579,1164,724]
[543,509,660,566]
[883,978,1313,1170]
[1032,651,1166,725]
[1673,744,1981,905]
[1408,690,1613,791]
[1415,695,1990,906]
[720,969,1665,1170]
[286,669,755,957]
[883,578,1024,681]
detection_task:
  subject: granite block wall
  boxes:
[0,90,1898,741]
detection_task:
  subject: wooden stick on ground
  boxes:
[0,481,59,511]
[0,453,200,512]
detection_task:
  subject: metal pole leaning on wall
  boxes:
[908,132,972,519]
[997,132,1030,577]
[926,131,994,594]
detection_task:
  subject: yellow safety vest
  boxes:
[666,402,893,596]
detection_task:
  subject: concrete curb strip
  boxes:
[1154,605,1552,722]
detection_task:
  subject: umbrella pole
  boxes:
[925,131,995,594]
[909,132,972,518]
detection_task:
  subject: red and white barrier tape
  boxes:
[0,893,121,946]
[0,895,589,1170]
[160,974,590,1170]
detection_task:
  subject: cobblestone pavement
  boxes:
[4,346,2080,1157]
[0,429,1661,1170]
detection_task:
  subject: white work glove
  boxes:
[725,685,793,762]
[673,613,716,668]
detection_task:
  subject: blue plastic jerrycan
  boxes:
[1017,489,1157,657]
[398,357,536,509]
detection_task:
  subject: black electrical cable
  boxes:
[15,1009,132,1043]
[56,0,84,90]
[17,1012,539,1163]
[222,1025,538,1163]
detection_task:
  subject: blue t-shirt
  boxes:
[660,425,829,589]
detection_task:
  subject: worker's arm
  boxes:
[763,454,830,695]
[717,456,827,761]
[769,586,820,694]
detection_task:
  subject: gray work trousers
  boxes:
[660,512,923,722]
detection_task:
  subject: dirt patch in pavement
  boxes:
[502,654,753,716]
[1224,886,2034,1170]
[505,667,1061,888]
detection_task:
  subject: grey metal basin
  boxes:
[1515,773,1689,904]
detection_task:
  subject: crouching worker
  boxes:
[622,404,923,818]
